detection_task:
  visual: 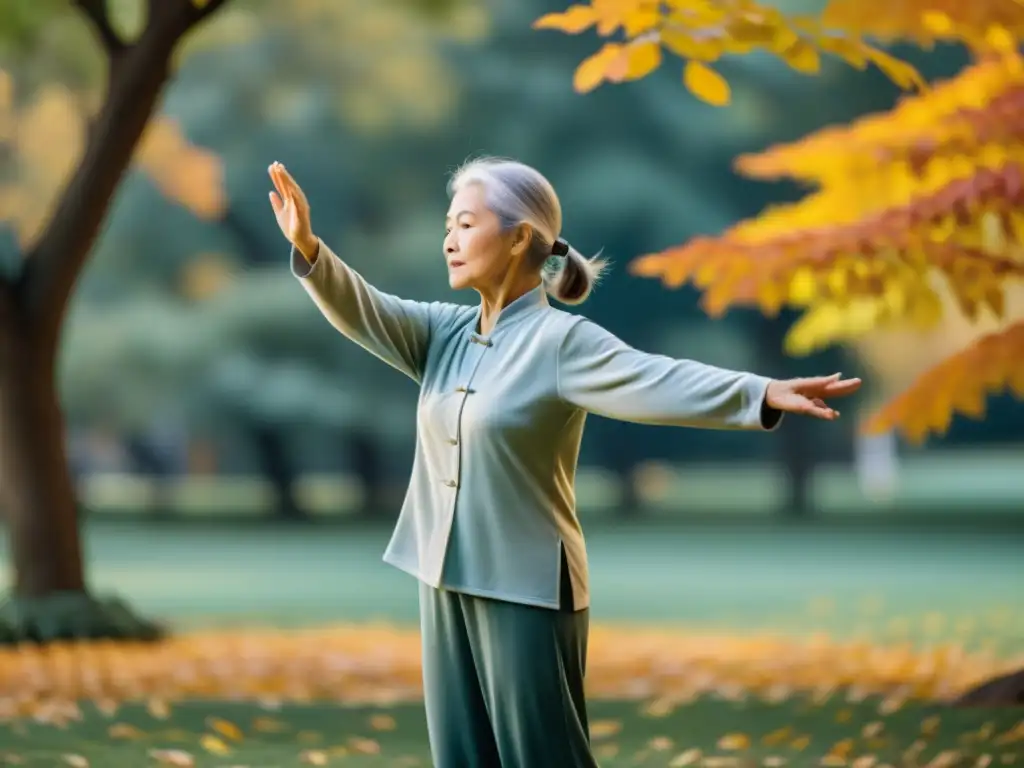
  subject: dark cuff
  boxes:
[760,397,783,431]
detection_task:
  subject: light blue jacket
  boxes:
[293,241,781,610]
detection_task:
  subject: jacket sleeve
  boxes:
[556,318,783,430]
[291,238,439,383]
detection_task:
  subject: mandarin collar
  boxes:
[470,284,548,342]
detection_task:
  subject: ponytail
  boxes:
[543,239,608,306]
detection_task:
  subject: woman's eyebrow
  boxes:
[445,209,473,223]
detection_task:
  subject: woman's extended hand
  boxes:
[269,161,319,263]
[765,373,862,421]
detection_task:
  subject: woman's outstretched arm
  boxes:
[271,161,440,383]
[556,318,781,430]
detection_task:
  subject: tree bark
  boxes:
[0,311,85,595]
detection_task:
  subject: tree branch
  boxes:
[73,0,127,54]
[17,0,233,349]
[147,0,232,32]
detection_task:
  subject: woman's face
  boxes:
[444,183,526,293]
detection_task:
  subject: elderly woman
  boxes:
[269,157,860,768]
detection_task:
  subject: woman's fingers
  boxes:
[268,163,287,200]
[269,190,284,216]
[795,375,862,398]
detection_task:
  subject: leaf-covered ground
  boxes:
[0,522,1020,765]
[3,698,1023,767]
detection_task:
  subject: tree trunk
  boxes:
[754,317,814,518]
[250,422,305,521]
[348,429,386,518]
[0,0,231,642]
[0,318,84,595]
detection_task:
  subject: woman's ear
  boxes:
[509,223,533,258]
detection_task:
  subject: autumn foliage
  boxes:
[537,1,1024,444]
[532,0,926,105]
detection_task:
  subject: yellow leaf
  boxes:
[789,267,818,304]
[661,29,721,61]
[147,750,195,767]
[781,39,821,74]
[670,748,702,766]
[623,9,659,37]
[369,714,397,731]
[984,24,1016,53]
[206,717,243,741]
[300,751,329,766]
[920,11,952,35]
[718,733,751,750]
[62,756,89,768]
[815,34,867,69]
[533,5,598,34]
[864,46,927,91]
[573,44,623,92]
[591,719,623,738]
[146,699,171,720]
[621,41,662,81]
[199,735,231,755]
[348,737,381,755]
[791,735,812,751]
[683,60,731,106]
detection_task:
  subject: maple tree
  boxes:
[0,0,471,642]
[534,0,1024,447]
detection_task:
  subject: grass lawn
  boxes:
[1,522,1021,766]
[3,698,1022,767]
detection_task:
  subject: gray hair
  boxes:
[447,156,607,305]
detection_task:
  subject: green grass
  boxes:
[4,698,1023,767]
[1,522,1022,765]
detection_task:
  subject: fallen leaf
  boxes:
[862,722,884,739]
[671,748,702,766]
[369,714,397,731]
[299,751,329,766]
[348,737,381,755]
[107,722,145,739]
[591,720,623,738]
[718,733,751,750]
[147,750,195,767]
[199,734,231,755]
[206,716,244,741]
[60,756,88,768]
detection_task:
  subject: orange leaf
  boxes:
[533,5,598,34]
[863,321,1024,442]
[573,43,623,93]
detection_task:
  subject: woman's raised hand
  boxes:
[269,162,318,263]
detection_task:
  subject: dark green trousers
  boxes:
[419,562,597,767]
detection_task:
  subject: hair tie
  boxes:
[551,238,569,257]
